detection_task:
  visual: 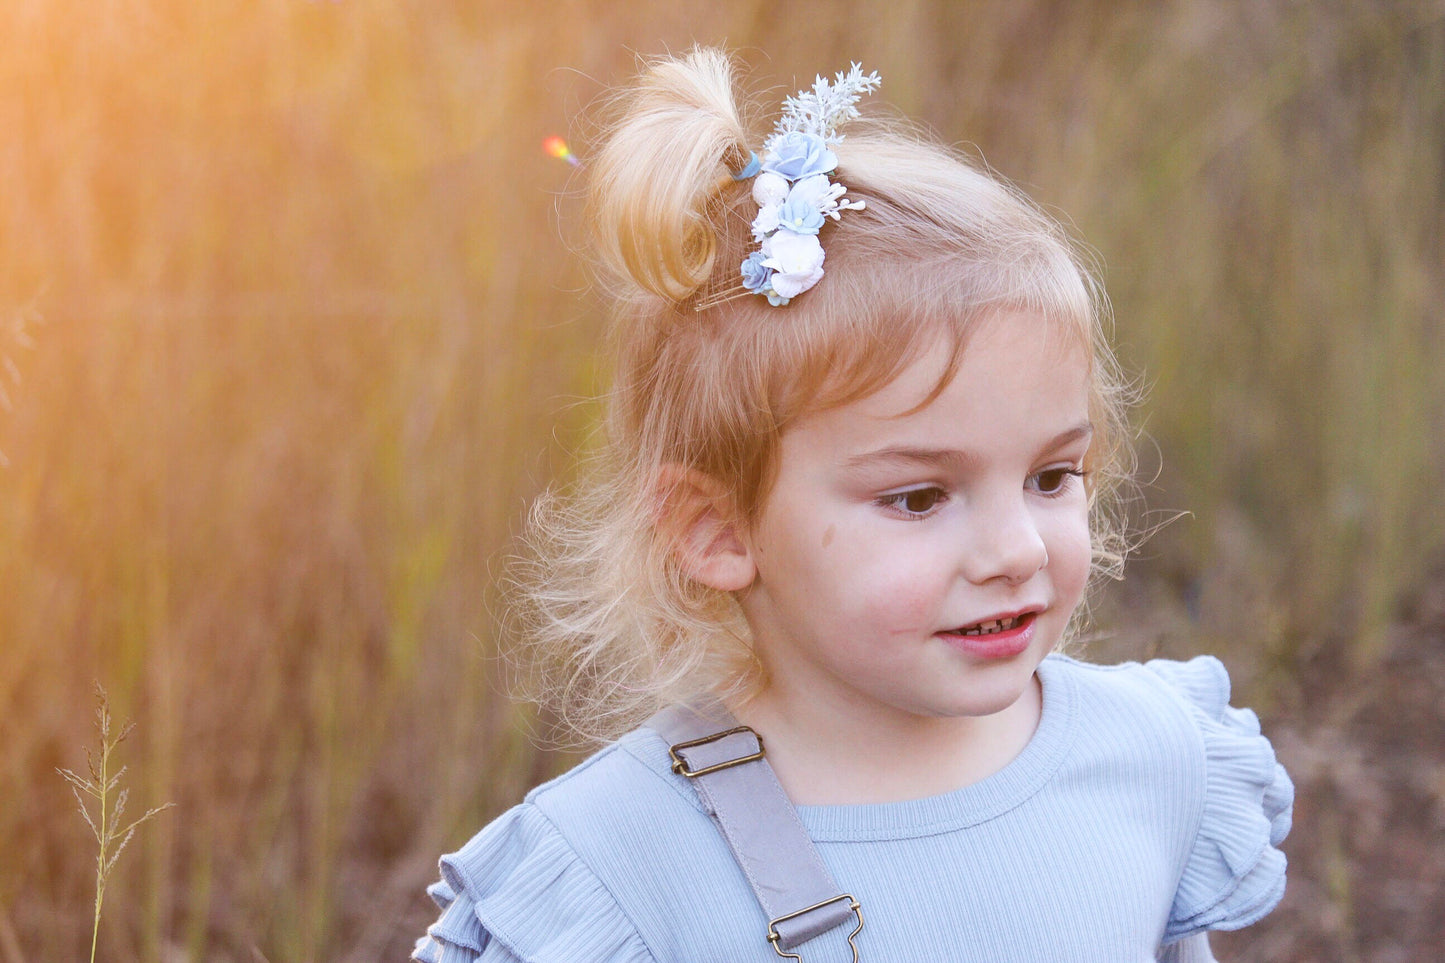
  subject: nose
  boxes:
[961,496,1049,586]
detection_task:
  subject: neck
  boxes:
[731,672,1043,806]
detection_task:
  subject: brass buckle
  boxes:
[667,726,765,778]
[767,895,864,963]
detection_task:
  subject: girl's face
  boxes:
[737,312,1093,728]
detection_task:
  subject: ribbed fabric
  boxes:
[414,655,1293,963]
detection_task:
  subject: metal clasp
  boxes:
[767,895,864,963]
[667,726,765,778]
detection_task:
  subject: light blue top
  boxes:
[413,655,1293,963]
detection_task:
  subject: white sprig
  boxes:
[768,63,882,149]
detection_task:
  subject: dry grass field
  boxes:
[1,1,1442,960]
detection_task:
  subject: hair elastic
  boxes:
[731,152,762,181]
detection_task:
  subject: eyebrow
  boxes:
[842,421,1095,471]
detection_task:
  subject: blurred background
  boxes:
[2,1,1442,960]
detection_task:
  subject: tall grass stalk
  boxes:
[0,296,42,469]
[56,685,174,963]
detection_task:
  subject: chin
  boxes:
[945,663,1042,718]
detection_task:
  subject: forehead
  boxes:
[782,290,1091,411]
[784,312,1092,459]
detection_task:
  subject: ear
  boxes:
[654,465,756,593]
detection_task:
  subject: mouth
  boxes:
[938,610,1040,658]
[942,610,1040,637]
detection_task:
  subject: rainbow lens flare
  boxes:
[543,136,580,167]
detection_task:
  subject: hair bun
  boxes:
[588,48,752,302]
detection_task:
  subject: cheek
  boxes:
[855,583,936,633]
[1048,512,1094,600]
[847,535,950,632]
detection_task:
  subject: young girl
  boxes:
[414,48,1292,963]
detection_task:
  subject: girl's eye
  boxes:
[1031,467,1085,496]
[878,486,946,517]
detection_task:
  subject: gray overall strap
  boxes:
[646,702,863,960]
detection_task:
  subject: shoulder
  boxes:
[523,728,707,827]
[1046,653,1294,940]
[413,737,682,963]
[1046,653,1273,774]
[1045,650,1229,725]
[414,730,766,963]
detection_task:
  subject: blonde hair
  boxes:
[514,48,1134,743]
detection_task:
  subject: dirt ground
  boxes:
[1212,554,1445,963]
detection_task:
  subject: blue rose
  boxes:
[761,132,838,180]
[740,250,773,293]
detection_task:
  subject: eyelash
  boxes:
[1030,467,1087,498]
[875,486,948,519]
[876,468,1087,518]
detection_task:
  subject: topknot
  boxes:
[587,48,753,302]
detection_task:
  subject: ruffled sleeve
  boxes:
[412,803,656,963]
[1147,656,1294,942]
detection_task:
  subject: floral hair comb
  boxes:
[699,64,881,310]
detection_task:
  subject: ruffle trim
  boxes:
[1148,656,1294,941]
[412,804,654,963]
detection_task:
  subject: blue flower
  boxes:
[740,250,773,293]
[761,132,838,180]
[776,191,826,235]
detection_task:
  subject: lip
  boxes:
[936,609,1041,659]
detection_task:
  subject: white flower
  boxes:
[752,171,790,207]
[762,231,826,298]
[751,203,781,241]
[787,174,837,210]
[786,173,829,205]
[788,173,865,220]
